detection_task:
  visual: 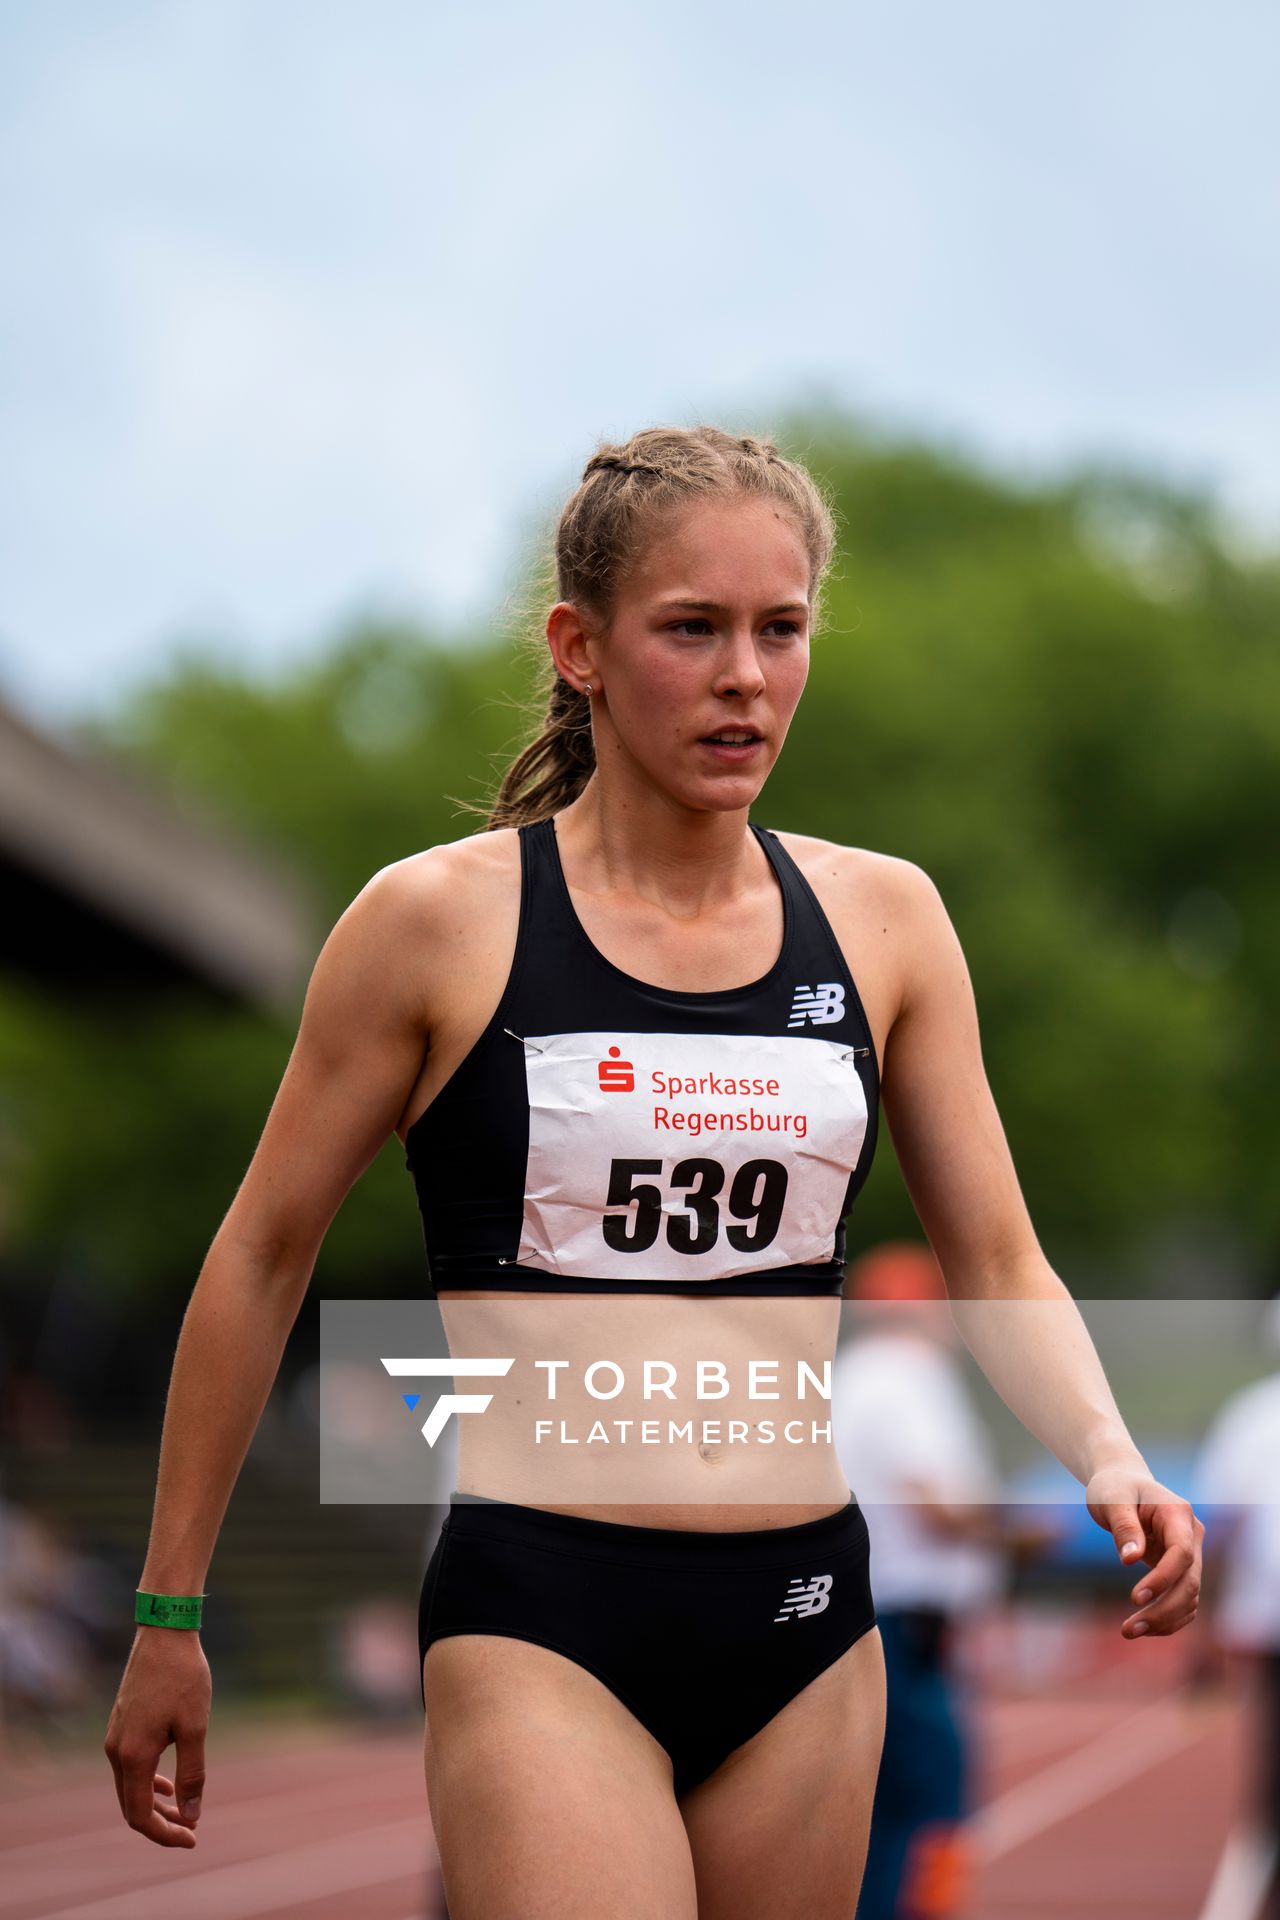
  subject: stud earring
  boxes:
[584,682,594,694]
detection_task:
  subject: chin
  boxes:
[682,778,769,815]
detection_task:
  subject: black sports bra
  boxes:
[404,815,880,1296]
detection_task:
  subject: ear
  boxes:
[547,602,602,694]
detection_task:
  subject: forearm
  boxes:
[946,1251,1149,1487]
[139,1236,312,1594]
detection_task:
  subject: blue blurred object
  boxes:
[1005,1442,1200,1577]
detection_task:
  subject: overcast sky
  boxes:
[2,0,1276,721]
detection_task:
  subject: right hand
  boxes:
[104,1627,211,1846]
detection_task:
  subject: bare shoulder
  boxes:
[366,825,521,918]
[350,826,522,990]
[768,827,928,903]
[342,826,519,929]
[769,827,942,944]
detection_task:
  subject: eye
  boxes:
[667,618,803,638]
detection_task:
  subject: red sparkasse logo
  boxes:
[598,1045,635,1092]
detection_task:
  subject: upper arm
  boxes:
[880,860,1044,1289]
[213,856,439,1281]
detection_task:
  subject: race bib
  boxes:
[514,1029,869,1282]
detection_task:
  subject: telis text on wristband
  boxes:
[135,1591,205,1629]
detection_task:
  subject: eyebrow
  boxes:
[654,597,810,616]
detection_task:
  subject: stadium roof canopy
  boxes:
[0,696,314,1012]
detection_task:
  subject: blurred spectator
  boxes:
[325,1595,422,1723]
[835,1242,1053,1920]
[1191,1291,1280,1909]
[0,1490,128,1748]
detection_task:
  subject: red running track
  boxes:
[0,1606,1269,1919]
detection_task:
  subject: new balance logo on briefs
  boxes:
[788,983,845,1028]
[774,1573,834,1622]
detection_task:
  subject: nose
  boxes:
[713,627,767,701]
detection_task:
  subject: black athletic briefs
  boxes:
[419,1493,878,1797]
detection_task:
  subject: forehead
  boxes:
[625,494,810,603]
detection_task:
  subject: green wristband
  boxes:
[135,1590,205,1629]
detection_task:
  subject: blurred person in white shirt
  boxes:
[834,1242,1049,1920]
[1191,1290,1280,1901]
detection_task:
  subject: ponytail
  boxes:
[486,666,596,830]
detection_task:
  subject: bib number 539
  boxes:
[602,1156,788,1257]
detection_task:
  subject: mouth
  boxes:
[698,725,764,757]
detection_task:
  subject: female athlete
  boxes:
[105,424,1204,1917]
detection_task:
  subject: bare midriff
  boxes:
[436,1287,851,1531]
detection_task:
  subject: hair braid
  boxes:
[484,667,596,831]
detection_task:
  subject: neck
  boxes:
[554,776,762,917]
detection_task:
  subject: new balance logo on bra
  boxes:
[788,982,845,1028]
[774,1573,834,1622]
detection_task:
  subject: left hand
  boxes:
[1084,1463,1205,1639]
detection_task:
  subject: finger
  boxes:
[1131,1553,1197,1611]
[128,1804,197,1846]
[1129,1569,1200,1636]
[155,1785,197,1830]
[1124,1556,1199,1631]
[1105,1503,1147,1565]
[1130,1532,1195,1609]
[120,1752,197,1849]
[1125,1605,1198,1639]
[153,1777,182,1816]
[132,1810,198,1847]
[174,1726,207,1826]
